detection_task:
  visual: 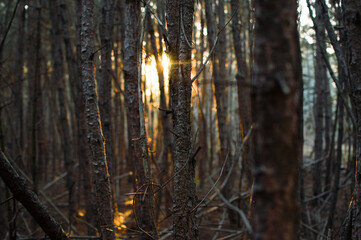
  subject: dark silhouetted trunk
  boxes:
[146,8,173,219]
[0,152,69,240]
[343,0,361,238]
[123,1,157,238]
[49,1,75,229]
[80,0,115,239]
[313,0,327,197]
[99,0,115,181]
[252,0,301,239]
[73,0,97,234]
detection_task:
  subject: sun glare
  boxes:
[143,53,170,98]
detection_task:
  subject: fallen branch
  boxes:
[208,177,252,234]
[0,151,69,240]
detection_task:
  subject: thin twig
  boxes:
[0,196,14,205]
[180,5,195,49]
[132,184,155,239]
[0,0,21,54]
[217,232,243,240]
[212,208,226,240]
[0,101,13,110]
[208,178,253,233]
[191,153,230,212]
[306,0,356,127]
[191,4,239,83]
[301,222,328,238]
[41,163,79,191]
[191,35,219,83]
[198,226,242,233]
[158,108,172,114]
[141,0,168,38]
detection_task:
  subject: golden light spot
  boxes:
[77,209,85,217]
[124,199,133,206]
[142,53,170,98]
[114,210,132,231]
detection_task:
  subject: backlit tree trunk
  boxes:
[146,9,173,219]
[123,1,157,238]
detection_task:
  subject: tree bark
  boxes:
[343,0,361,238]
[166,0,198,239]
[73,0,97,234]
[252,0,301,239]
[313,0,327,197]
[0,152,69,240]
[123,1,157,238]
[99,0,115,181]
[231,0,252,189]
[12,2,25,168]
[80,0,115,239]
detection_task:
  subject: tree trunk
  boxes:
[73,0,97,234]
[343,0,361,238]
[80,0,115,239]
[12,2,25,169]
[146,8,173,219]
[29,0,43,195]
[327,96,343,235]
[166,0,198,239]
[0,152,69,240]
[49,1,75,230]
[252,0,301,239]
[231,0,252,189]
[313,0,327,197]
[123,1,157,238]
[99,0,115,181]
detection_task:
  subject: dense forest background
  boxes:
[0,0,360,239]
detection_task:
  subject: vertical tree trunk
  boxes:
[99,0,115,181]
[231,0,252,186]
[343,0,361,238]
[146,9,173,219]
[123,1,157,238]
[80,0,115,239]
[12,2,25,168]
[230,0,253,228]
[204,0,236,225]
[30,0,43,194]
[49,1,75,230]
[166,0,198,239]
[73,0,97,234]
[196,5,208,190]
[327,96,344,235]
[252,0,301,239]
[313,0,327,197]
